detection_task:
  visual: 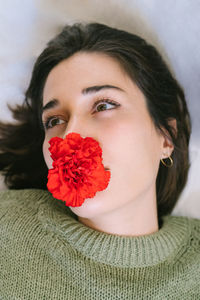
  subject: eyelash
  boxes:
[42,98,120,130]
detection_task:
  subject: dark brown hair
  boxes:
[0,22,191,227]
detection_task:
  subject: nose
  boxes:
[62,115,91,140]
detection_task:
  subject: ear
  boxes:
[160,119,177,159]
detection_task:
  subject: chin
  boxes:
[69,191,110,219]
[69,168,113,217]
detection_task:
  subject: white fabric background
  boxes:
[0,0,199,218]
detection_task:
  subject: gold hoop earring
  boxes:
[161,156,173,168]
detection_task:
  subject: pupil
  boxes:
[51,119,58,126]
[97,104,106,111]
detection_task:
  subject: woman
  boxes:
[0,22,199,299]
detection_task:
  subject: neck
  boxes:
[78,188,159,237]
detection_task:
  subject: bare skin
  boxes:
[42,52,175,237]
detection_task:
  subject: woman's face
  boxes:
[42,52,171,221]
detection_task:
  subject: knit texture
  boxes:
[0,189,200,299]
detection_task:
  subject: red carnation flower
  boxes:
[47,132,111,207]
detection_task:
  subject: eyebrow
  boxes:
[82,84,125,95]
[42,84,125,113]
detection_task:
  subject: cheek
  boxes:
[101,119,161,187]
[42,140,53,169]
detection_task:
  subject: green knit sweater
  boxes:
[0,189,200,299]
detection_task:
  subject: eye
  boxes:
[42,116,66,130]
[42,98,120,130]
[93,98,120,113]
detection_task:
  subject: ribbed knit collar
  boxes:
[38,190,192,268]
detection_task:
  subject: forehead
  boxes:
[43,52,131,97]
[47,51,127,78]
